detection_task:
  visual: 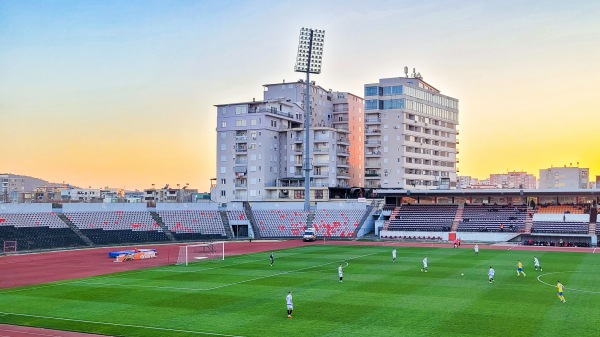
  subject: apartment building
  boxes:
[214,80,363,203]
[363,73,459,190]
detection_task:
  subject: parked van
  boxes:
[303,227,316,242]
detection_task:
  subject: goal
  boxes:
[3,241,17,254]
[176,242,225,266]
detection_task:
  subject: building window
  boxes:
[235,105,247,115]
[221,121,226,128]
[365,100,379,110]
[220,190,226,197]
[364,86,380,97]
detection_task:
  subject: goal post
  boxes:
[176,242,225,266]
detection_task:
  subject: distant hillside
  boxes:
[0,173,75,192]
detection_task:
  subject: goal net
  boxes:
[176,242,225,266]
[3,241,17,254]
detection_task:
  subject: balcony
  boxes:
[337,160,349,167]
[235,160,248,165]
[235,135,248,142]
[365,173,381,178]
[234,166,247,174]
[313,160,329,166]
[365,151,381,157]
[365,118,381,124]
[365,162,381,168]
[337,170,350,177]
[338,137,349,144]
[293,146,304,153]
[332,117,349,123]
[365,140,381,145]
[366,129,381,134]
[313,147,329,153]
[234,146,247,153]
[234,183,247,188]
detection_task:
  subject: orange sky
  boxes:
[2,1,599,191]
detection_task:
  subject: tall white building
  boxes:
[214,80,363,203]
[364,72,459,190]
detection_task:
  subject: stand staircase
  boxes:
[218,210,234,239]
[450,204,464,232]
[243,202,261,239]
[523,209,535,233]
[57,213,94,246]
[149,211,176,241]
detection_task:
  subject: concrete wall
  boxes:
[0,203,53,213]
[63,203,148,212]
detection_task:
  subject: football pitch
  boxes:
[1,244,600,337]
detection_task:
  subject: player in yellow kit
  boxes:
[557,281,566,303]
[516,260,526,277]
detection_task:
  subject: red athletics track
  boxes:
[0,240,596,337]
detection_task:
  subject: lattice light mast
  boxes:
[294,28,325,212]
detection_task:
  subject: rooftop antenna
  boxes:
[404,66,409,77]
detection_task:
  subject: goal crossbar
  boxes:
[176,242,225,266]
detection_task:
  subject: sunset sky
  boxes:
[2,1,599,191]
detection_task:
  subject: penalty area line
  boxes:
[0,311,246,337]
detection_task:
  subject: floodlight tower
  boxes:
[294,27,325,212]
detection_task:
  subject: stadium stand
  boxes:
[531,213,590,234]
[386,204,457,232]
[535,204,589,214]
[156,203,227,241]
[458,204,527,232]
[0,204,86,251]
[63,203,170,245]
[312,202,370,238]
[252,207,308,238]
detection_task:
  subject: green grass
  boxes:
[2,244,600,337]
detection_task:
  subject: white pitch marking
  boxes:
[71,252,378,292]
[536,271,600,294]
[0,311,245,337]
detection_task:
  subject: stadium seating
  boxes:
[0,212,86,251]
[536,204,588,214]
[252,209,308,238]
[64,211,170,245]
[312,209,364,238]
[531,221,589,234]
[157,209,227,240]
[457,204,526,232]
[386,204,457,232]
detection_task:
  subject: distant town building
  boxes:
[0,174,25,203]
[363,71,459,190]
[539,167,589,189]
[61,188,102,202]
[459,172,536,189]
[458,176,479,188]
[489,172,536,189]
[144,185,198,204]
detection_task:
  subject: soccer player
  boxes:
[534,256,542,271]
[392,248,397,262]
[488,266,495,283]
[286,291,293,317]
[421,256,428,272]
[556,281,566,303]
[270,252,274,267]
[516,260,526,277]
[474,244,479,256]
[338,263,343,282]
